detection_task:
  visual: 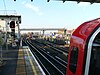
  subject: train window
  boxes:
[94,33,100,44]
[69,46,78,73]
[89,33,100,75]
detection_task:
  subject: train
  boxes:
[66,18,100,75]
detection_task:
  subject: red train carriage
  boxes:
[66,18,100,75]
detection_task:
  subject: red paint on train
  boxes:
[66,18,100,75]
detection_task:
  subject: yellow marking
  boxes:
[26,49,37,75]
[16,49,26,75]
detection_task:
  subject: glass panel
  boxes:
[89,33,100,75]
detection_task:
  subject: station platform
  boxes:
[0,46,45,75]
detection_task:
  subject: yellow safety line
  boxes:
[16,49,26,75]
[26,49,37,75]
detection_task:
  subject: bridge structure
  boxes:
[20,28,66,31]
[20,28,67,35]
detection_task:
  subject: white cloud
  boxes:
[25,3,39,12]
[22,1,43,16]
[38,12,43,15]
[78,2,90,10]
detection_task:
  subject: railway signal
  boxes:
[10,21,15,39]
[10,21,15,28]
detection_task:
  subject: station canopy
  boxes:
[49,0,100,4]
[13,0,100,4]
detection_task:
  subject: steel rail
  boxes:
[25,40,65,75]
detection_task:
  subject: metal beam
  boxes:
[20,28,66,31]
[0,15,21,23]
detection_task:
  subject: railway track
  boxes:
[43,40,69,53]
[32,39,68,54]
[31,39,68,61]
[23,39,67,75]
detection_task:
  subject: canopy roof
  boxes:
[48,0,100,4]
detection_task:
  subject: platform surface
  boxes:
[0,46,45,75]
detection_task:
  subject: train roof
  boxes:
[72,18,100,41]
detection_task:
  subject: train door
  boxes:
[84,27,100,75]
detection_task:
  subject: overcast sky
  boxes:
[0,0,100,30]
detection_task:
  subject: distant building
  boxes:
[57,29,75,40]
[58,29,65,34]
[58,29,74,35]
[0,20,6,32]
